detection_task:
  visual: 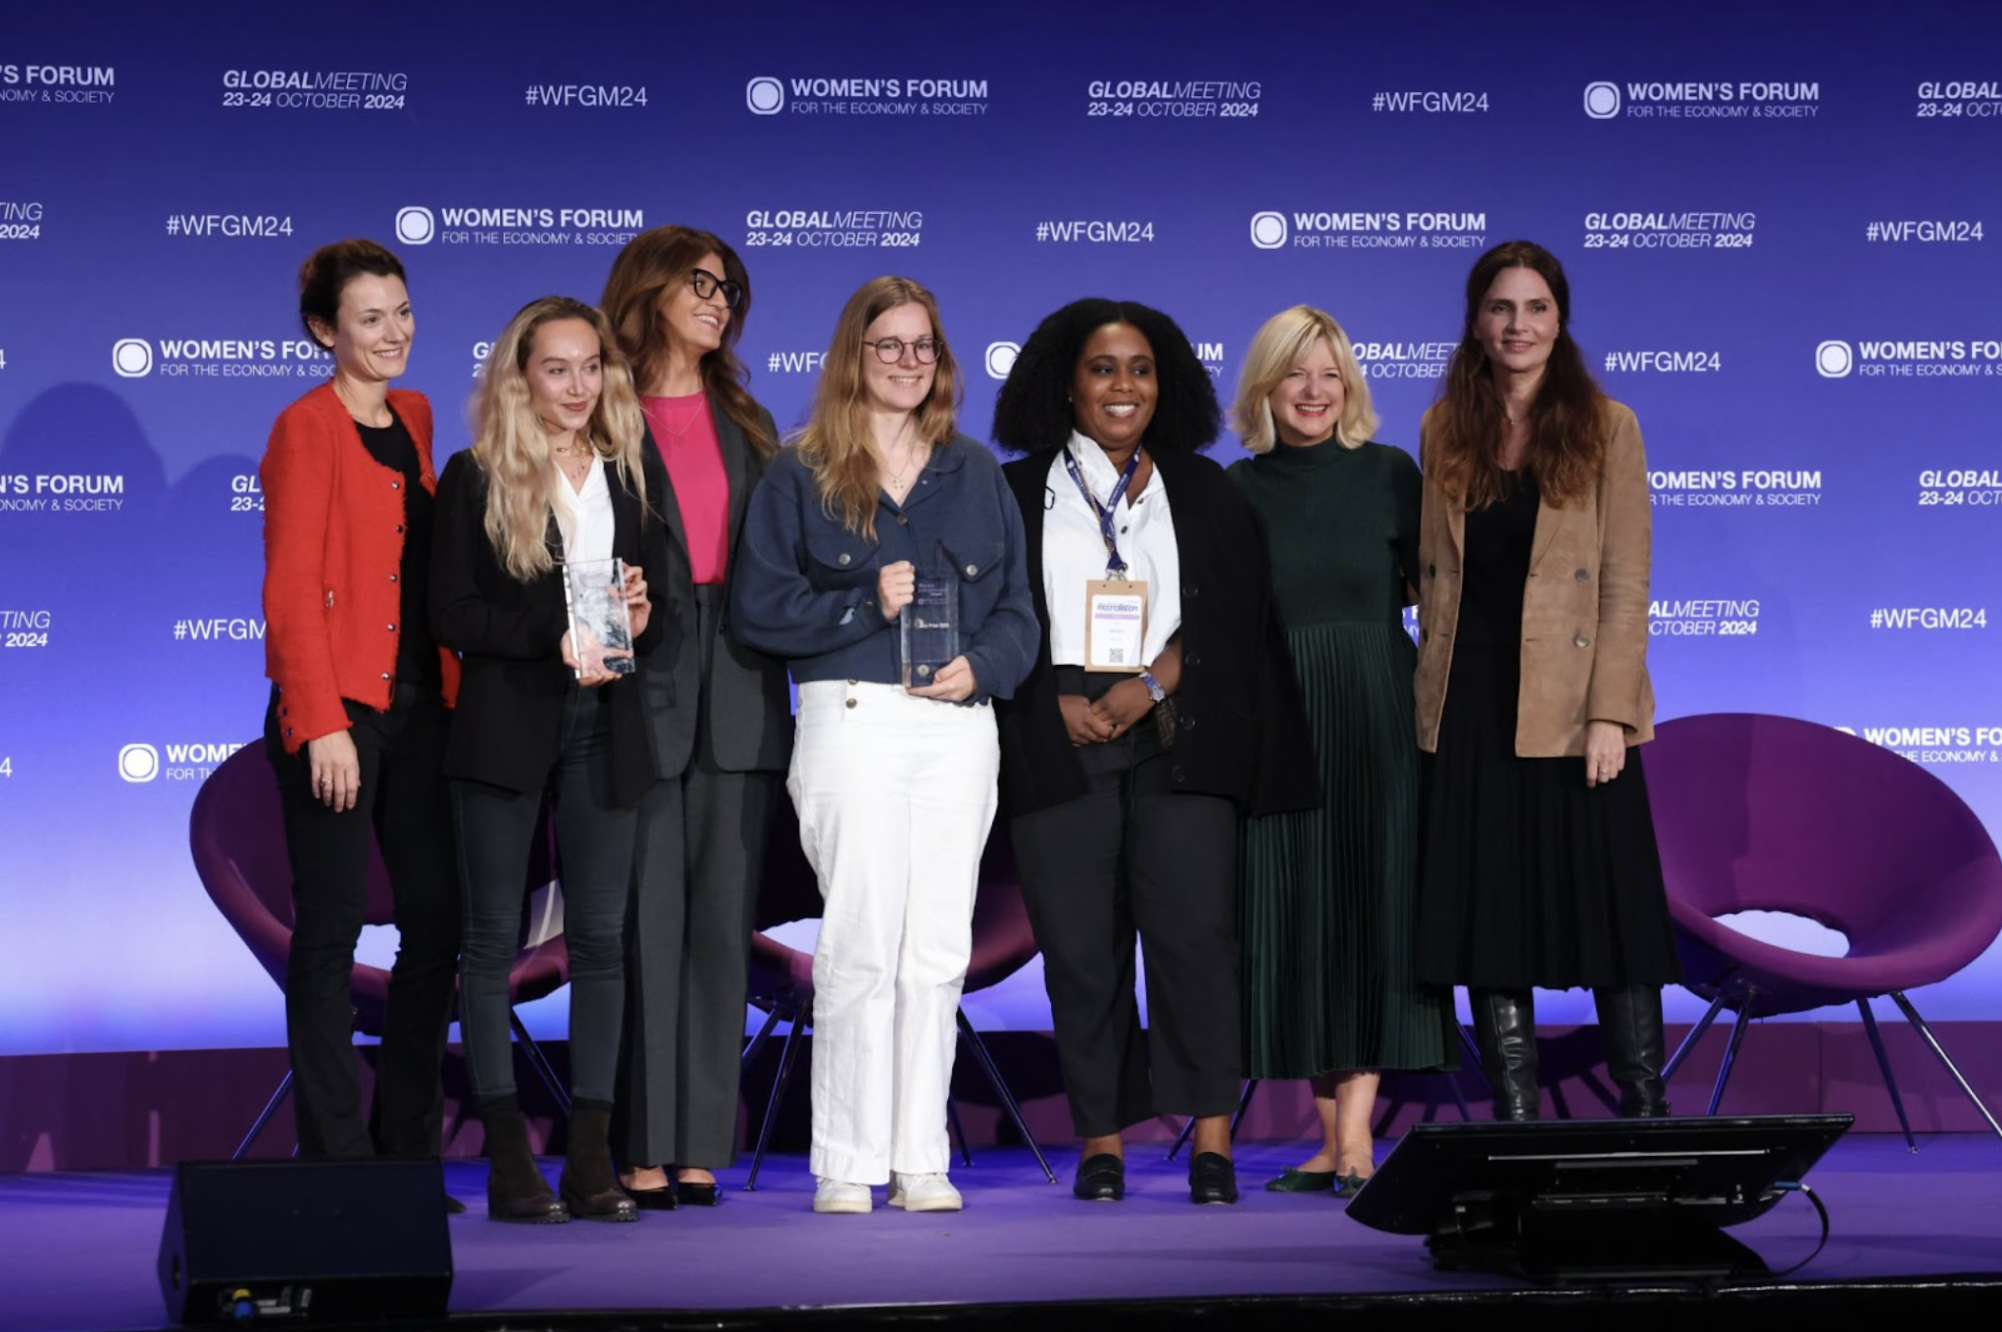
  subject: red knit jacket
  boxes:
[260,381,460,753]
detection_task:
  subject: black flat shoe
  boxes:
[674,1180,721,1207]
[444,1193,468,1215]
[1072,1153,1125,1202]
[1332,1169,1370,1200]
[1264,1167,1336,1194]
[1188,1152,1239,1206]
[627,1184,679,1211]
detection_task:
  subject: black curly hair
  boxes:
[990,298,1220,455]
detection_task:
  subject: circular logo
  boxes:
[747,77,785,115]
[394,206,435,246]
[118,742,160,783]
[1249,211,1288,250]
[984,341,1020,380]
[111,338,153,378]
[1583,82,1622,119]
[1815,340,1854,379]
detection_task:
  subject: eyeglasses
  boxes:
[687,268,745,309]
[867,337,941,365]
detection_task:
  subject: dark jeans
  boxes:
[1010,710,1242,1138]
[453,683,635,1106]
[265,682,460,1160]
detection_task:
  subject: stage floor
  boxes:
[4,1136,1998,1330]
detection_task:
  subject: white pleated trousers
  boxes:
[787,680,1000,1185]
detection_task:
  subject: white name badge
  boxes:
[1085,579,1148,673]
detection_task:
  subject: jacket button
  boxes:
[1181,714,1196,730]
[284,726,294,735]
[389,574,398,583]
[387,624,396,632]
[838,552,851,566]
[845,698,857,709]
[1185,653,1200,669]
[1574,568,1590,582]
[396,524,404,534]
[897,514,909,525]
[1574,633,1591,648]
[391,480,401,490]
[964,564,977,576]
[1171,766,1186,782]
[1185,585,1199,599]
[381,672,392,681]
[847,678,858,685]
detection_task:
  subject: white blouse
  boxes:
[550,454,616,566]
[1042,430,1181,668]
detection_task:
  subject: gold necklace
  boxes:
[655,393,707,443]
[883,440,928,496]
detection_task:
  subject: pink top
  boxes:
[642,392,731,584]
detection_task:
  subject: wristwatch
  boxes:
[1139,669,1167,703]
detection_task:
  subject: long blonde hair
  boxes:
[795,276,962,542]
[1231,305,1378,454]
[469,296,648,581]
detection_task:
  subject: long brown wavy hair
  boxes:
[1428,240,1610,509]
[469,297,647,582]
[795,276,963,542]
[600,225,776,457]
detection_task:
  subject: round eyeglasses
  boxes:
[867,337,941,365]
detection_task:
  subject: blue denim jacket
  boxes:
[730,434,1038,703]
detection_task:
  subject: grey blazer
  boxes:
[639,401,793,776]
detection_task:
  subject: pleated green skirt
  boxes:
[1239,621,1459,1078]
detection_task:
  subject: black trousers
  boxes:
[453,683,636,1107]
[265,682,461,1160]
[1010,724,1242,1139]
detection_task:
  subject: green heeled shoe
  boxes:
[1264,1167,1338,1194]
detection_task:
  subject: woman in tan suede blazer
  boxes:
[1411,240,1679,1124]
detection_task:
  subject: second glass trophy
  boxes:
[900,573,960,688]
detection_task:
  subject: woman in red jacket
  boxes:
[259,239,462,1166]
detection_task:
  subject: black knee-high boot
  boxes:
[1471,989,1539,1121]
[1594,985,1670,1117]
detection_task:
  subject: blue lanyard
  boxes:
[1061,445,1141,577]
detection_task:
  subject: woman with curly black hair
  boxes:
[991,298,1315,1207]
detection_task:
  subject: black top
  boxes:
[1227,441,1420,629]
[1455,471,1540,649]
[356,411,440,689]
[429,448,671,807]
[996,447,1318,819]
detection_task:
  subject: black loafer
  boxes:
[628,1184,679,1211]
[1072,1153,1125,1202]
[1188,1152,1239,1206]
[674,1180,721,1207]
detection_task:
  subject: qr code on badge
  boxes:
[1106,647,1127,664]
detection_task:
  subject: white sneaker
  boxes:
[812,1178,873,1214]
[887,1172,962,1213]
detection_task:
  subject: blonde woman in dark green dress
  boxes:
[1228,306,1458,1196]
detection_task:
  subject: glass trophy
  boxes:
[900,573,960,688]
[562,556,636,677]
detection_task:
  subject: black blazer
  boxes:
[430,447,671,808]
[637,401,792,778]
[996,447,1317,819]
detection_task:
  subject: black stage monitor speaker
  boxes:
[157,1158,453,1325]
[1346,1113,1852,1281]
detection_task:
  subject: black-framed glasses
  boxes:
[867,336,941,365]
[687,267,745,309]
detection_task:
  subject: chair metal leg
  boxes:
[955,1009,1056,1183]
[946,1097,973,1169]
[233,1071,295,1160]
[745,1013,808,1192]
[1890,990,2002,1141]
[1167,1079,1257,1162]
[509,1009,572,1114]
[1857,998,1918,1151]
[1664,990,1729,1081]
[1706,992,1756,1116]
[1455,1022,1487,1091]
[740,1004,784,1071]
